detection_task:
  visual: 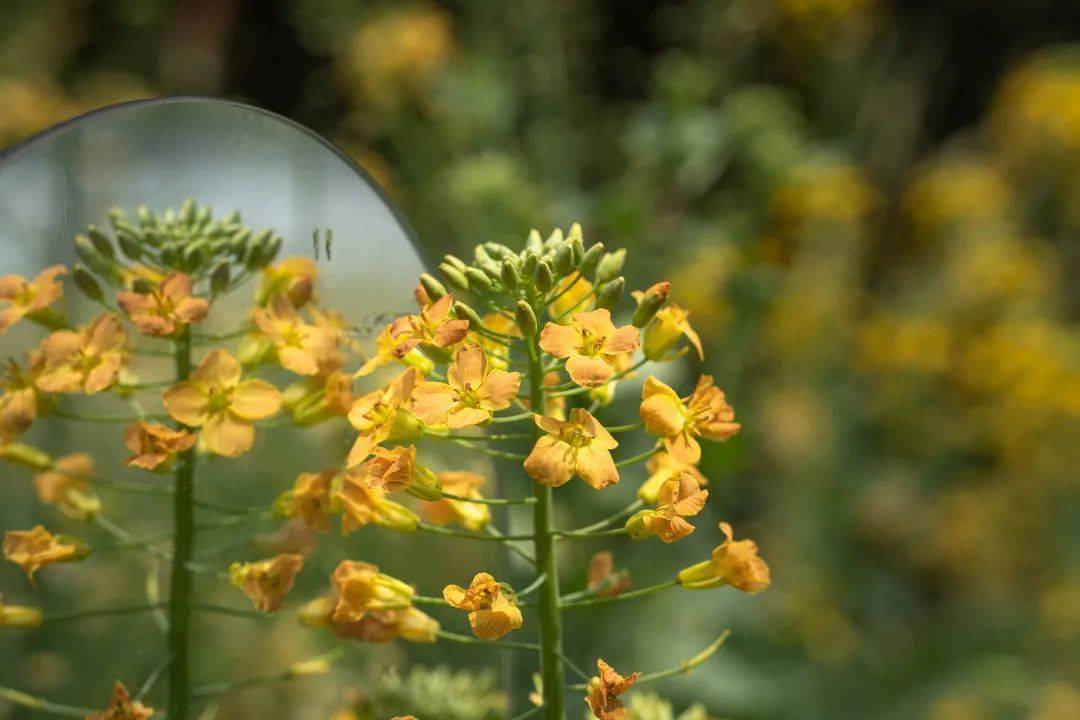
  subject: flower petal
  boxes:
[202,415,255,457]
[411,382,456,425]
[566,354,614,388]
[524,436,575,487]
[449,344,486,388]
[576,445,619,490]
[162,383,211,426]
[193,349,242,390]
[479,370,520,410]
[231,380,282,420]
[538,323,579,358]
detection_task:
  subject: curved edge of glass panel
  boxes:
[0,95,428,266]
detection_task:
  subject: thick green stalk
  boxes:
[167,328,196,719]
[527,320,566,719]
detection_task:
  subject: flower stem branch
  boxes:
[435,629,539,652]
[614,445,660,468]
[417,522,535,542]
[515,572,548,599]
[440,491,535,506]
[560,579,678,609]
[447,439,528,461]
[0,687,95,718]
[554,527,629,539]
[568,630,731,690]
[564,499,644,535]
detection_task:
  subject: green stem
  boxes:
[527,316,567,720]
[0,687,94,718]
[440,491,536,506]
[566,630,730,690]
[167,327,196,720]
[564,499,643,535]
[435,629,539,652]
[615,445,660,468]
[416,522,534,541]
[559,579,678,608]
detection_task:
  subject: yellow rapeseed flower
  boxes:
[346,367,421,466]
[86,682,154,720]
[678,522,771,593]
[36,314,127,394]
[252,293,340,375]
[162,349,281,457]
[3,525,89,582]
[524,409,619,490]
[625,473,708,543]
[411,343,520,428]
[638,450,708,504]
[0,592,43,628]
[123,421,196,471]
[584,659,639,720]
[338,468,420,533]
[32,452,101,518]
[116,272,209,338]
[257,257,317,308]
[424,470,491,531]
[390,293,470,360]
[283,468,336,532]
[539,309,639,388]
[443,572,523,640]
[0,265,65,335]
[640,375,740,464]
[230,553,305,612]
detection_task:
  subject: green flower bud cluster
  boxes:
[71,198,284,299]
[438,223,630,334]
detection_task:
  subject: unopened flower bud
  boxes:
[86,226,116,259]
[464,267,493,292]
[454,301,484,327]
[419,273,447,301]
[73,235,112,277]
[406,464,443,502]
[632,281,670,328]
[0,597,43,629]
[595,248,626,283]
[443,254,468,272]
[553,244,574,276]
[594,277,625,311]
[535,261,554,292]
[526,229,543,253]
[515,300,538,338]
[568,223,585,266]
[72,265,104,302]
[500,260,520,291]
[543,228,564,253]
[297,596,333,628]
[483,242,513,259]
[439,263,470,292]
[0,442,53,471]
[578,242,604,276]
[522,251,539,276]
[210,262,231,295]
[116,230,142,261]
[130,277,155,295]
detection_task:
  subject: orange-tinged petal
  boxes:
[576,445,619,490]
[538,323,580,358]
[573,309,617,337]
[567,354,615,387]
[162,383,210,427]
[479,369,520,410]
[230,379,282,420]
[640,394,685,437]
[603,325,640,355]
[667,432,701,464]
[447,406,491,428]
[192,349,241,390]
[202,414,255,457]
[449,344,486,388]
[524,436,575,487]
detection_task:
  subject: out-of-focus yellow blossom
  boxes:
[524,409,619,490]
[282,368,356,426]
[626,473,708,543]
[36,314,127,394]
[0,79,74,144]
[773,0,879,51]
[548,274,595,322]
[0,592,42,628]
[0,265,65,335]
[411,344,520,427]
[123,421,196,471]
[678,522,771,593]
[253,519,318,557]
[283,468,336,533]
[472,312,520,370]
[443,572,523,640]
[425,470,491,531]
[858,315,953,375]
[771,161,877,239]
[587,551,631,598]
[303,598,438,644]
[993,49,1080,167]
[86,681,154,720]
[338,468,420,533]
[162,349,281,457]
[1,355,45,439]
[1031,681,1080,720]
[3,525,89,581]
[346,367,422,466]
[341,2,454,107]
[539,309,639,387]
[904,158,1012,238]
[362,444,441,500]
[638,451,708,504]
[252,294,340,375]
[635,294,703,362]
[298,560,427,643]
[640,375,740,464]
[390,294,469,361]
[257,257,317,308]
[584,659,639,720]
[356,322,433,377]
[229,553,305,612]
[32,452,101,518]
[116,272,208,338]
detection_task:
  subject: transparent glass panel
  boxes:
[0,98,427,716]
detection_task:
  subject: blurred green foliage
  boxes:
[1,1,1078,719]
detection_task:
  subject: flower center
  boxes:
[207,387,232,414]
[454,382,481,408]
[579,328,605,356]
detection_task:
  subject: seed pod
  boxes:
[578,242,604,276]
[71,264,103,301]
[443,254,468,272]
[439,263,470,292]
[500,259,520,291]
[86,226,116,259]
[535,261,555,292]
[553,244,575,276]
[454,301,483,326]
[515,300,538,338]
[594,277,625,310]
[464,267,493,292]
[210,262,231,295]
[420,273,448,301]
[632,281,670,328]
[595,248,626,283]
